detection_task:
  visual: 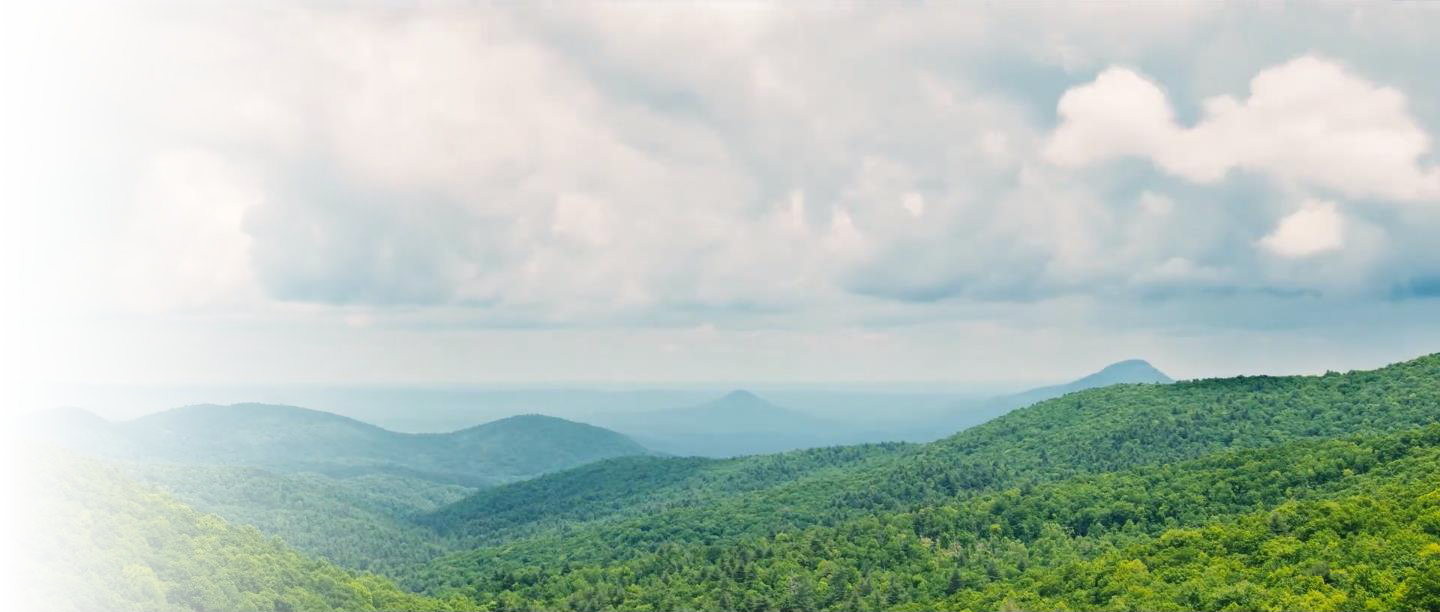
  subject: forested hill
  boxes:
[26,353,1440,611]
[426,424,1440,611]
[31,404,649,486]
[421,353,1440,548]
[22,451,467,611]
[410,353,1440,609]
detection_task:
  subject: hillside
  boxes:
[425,425,1440,610]
[424,354,1431,555]
[420,443,910,544]
[23,451,465,611]
[123,464,473,575]
[34,404,649,486]
[28,353,1440,610]
[410,353,1440,606]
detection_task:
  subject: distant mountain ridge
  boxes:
[29,359,1172,467]
[412,352,1440,611]
[1007,358,1171,401]
[28,403,649,487]
[590,360,1175,456]
[592,390,843,457]
[904,355,1175,437]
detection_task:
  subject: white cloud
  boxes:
[1045,67,1178,167]
[1047,56,1440,202]
[11,3,1440,350]
[1259,200,1345,258]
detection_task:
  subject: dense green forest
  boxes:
[25,453,467,611]
[415,354,1440,559]
[25,353,1440,610]
[121,464,474,574]
[419,426,1440,610]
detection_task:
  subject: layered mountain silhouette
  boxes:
[594,359,1175,455]
[997,359,1172,407]
[592,390,841,457]
[29,360,1171,467]
[27,403,648,486]
[938,358,1174,433]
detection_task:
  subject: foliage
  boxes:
[417,354,1440,569]
[421,443,910,544]
[124,463,475,575]
[25,453,470,611]
[422,426,1440,611]
[27,352,1440,611]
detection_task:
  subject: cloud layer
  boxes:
[7,2,1440,385]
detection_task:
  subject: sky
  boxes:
[4,2,1440,403]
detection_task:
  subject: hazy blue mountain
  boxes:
[31,403,649,486]
[45,383,1007,433]
[593,390,844,457]
[638,390,824,434]
[839,359,1175,443]
[996,358,1172,408]
[588,362,1172,456]
[43,384,721,431]
[8,360,1169,460]
[412,353,1440,611]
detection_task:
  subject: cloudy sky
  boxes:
[4,2,1440,396]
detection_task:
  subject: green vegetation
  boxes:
[418,354,1440,560]
[421,443,910,544]
[26,453,468,611]
[124,464,475,574]
[420,426,1440,611]
[26,353,1440,610]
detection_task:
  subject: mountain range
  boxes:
[593,359,1174,456]
[27,352,1440,610]
[590,389,849,457]
[28,403,649,486]
[917,357,1175,435]
[411,352,1440,610]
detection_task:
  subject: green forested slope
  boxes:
[29,354,1440,611]
[26,453,468,611]
[421,443,910,543]
[400,349,1440,604]
[420,354,1440,565]
[422,426,1440,611]
[123,464,474,575]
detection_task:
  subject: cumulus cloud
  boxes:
[14,2,1440,338]
[1259,200,1345,258]
[1046,56,1440,202]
